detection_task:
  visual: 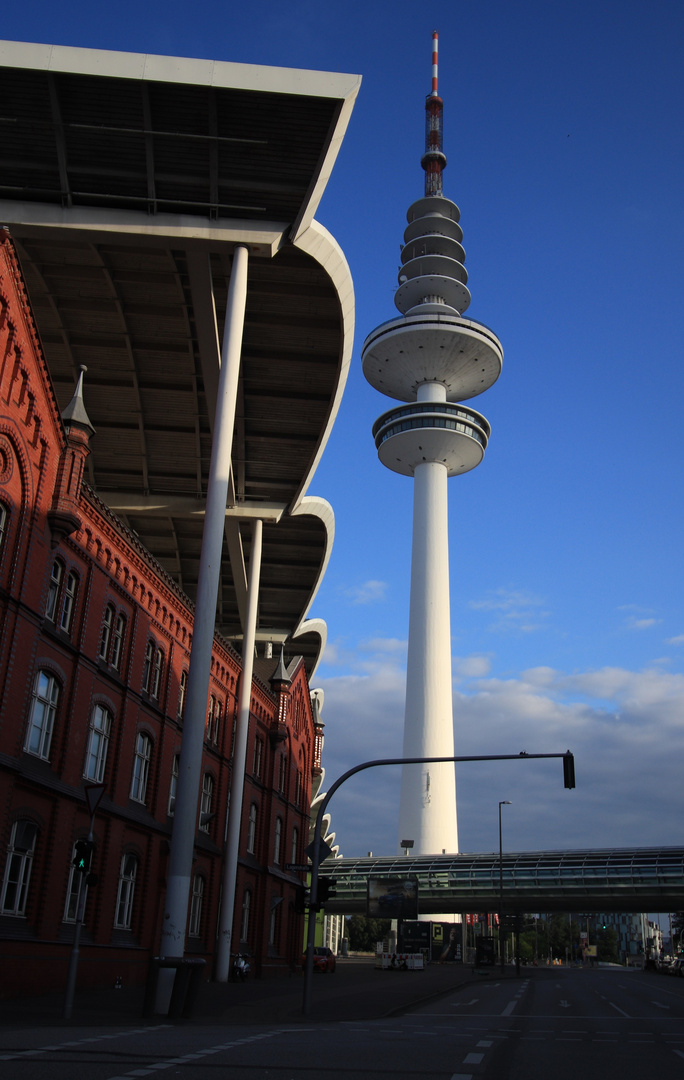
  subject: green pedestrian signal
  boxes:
[72,839,94,874]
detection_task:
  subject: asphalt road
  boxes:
[1,966,682,1079]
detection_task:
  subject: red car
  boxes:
[303,946,337,973]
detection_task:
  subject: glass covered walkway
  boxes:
[320,847,684,915]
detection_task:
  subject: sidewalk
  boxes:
[0,958,517,1029]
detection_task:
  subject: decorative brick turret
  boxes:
[268,647,291,745]
[47,364,95,546]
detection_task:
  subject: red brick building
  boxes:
[0,231,319,996]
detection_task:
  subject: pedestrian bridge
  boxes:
[319,847,684,915]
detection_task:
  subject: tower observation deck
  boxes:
[361,32,503,857]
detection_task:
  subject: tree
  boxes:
[345,915,391,952]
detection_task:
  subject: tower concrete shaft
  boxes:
[361,33,503,857]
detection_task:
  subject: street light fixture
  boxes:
[499,800,511,973]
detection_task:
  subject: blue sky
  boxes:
[4,1,684,872]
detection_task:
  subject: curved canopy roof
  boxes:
[0,40,361,676]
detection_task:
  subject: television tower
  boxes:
[361,32,503,856]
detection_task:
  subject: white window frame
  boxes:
[291,826,299,867]
[25,670,59,760]
[1,820,38,916]
[84,703,112,783]
[178,670,187,719]
[60,571,78,633]
[188,874,204,937]
[114,852,137,929]
[151,648,164,700]
[168,754,179,816]
[240,888,251,942]
[199,773,213,833]
[63,842,88,923]
[253,736,263,778]
[130,732,152,804]
[247,803,257,853]
[45,559,63,621]
[274,817,282,864]
[111,612,126,671]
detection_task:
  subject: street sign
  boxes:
[304,839,334,866]
[84,782,106,817]
[285,863,310,872]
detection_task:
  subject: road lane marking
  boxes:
[501,1001,517,1016]
[674,1051,684,1061]
[476,1040,493,1047]
[0,1024,172,1062]
[464,1053,484,1064]
[652,1001,671,1010]
[450,1074,473,1079]
[609,1001,630,1017]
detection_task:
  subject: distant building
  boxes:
[597,912,663,962]
[0,231,322,995]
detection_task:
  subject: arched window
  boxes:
[188,874,204,937]
[114,853,138,929]
[1,820,38,916]
[274,817,282,864]
[24,670,59,760]
[84,703,112,782]
[240,888,251,942]
[130,732,152,803]
[199,774,213,833]
[247,803,257,853]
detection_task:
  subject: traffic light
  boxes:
[72,838,94,874]
[563,752,576,789]
[294,886,309,914]
[317,878,337,905]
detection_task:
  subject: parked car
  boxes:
[302,946,336,973]
[670,958,684,977]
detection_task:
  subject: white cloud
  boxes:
[453,654,492,679]
[624,616,660,630]
[343,579,387,605]
[469,588,549,633]
[316,648,684,860]
[667,634,684,645]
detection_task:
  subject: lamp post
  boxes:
[498,800,511,973]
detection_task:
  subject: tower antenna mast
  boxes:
[422,30,446,197]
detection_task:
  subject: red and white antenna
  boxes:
[421,30,446,196]
[430,29,439,96]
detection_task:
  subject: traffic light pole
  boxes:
[64,783,105,1019]
[302,750,575,1015]
[63,823,93,1018]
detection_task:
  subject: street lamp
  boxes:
[499,800,511,973]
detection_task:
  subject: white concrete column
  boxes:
[398,451,458,855]
[157,246,248,1006]
[215,516,263,981]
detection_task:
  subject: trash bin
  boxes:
[143,956,206,1019]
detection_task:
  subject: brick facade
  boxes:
[0,230,315,997]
